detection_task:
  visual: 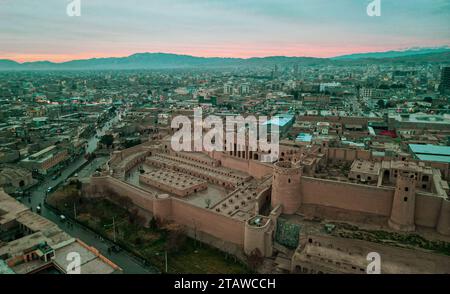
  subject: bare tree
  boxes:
[247,248,264,271]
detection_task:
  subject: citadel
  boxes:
[84,113,450,274]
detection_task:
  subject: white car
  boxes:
[60,215,66,222]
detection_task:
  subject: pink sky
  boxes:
[1,1,449,63]
[3,44,439,63]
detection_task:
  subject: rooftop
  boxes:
[263,114,294,127]
[409,144,450,164]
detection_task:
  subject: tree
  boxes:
[149,217,158,230]
[247,248,264,271]
[100,134,114,147]
[123,138,141,149]
[377,99,385,109]
[109,106,117,113]
[129,208,145,226]
[386,100,396,108]
[205,198,211,208]
[164,224,187,253]
[423,97,433,103]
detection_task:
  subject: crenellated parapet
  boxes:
[273,161,302,175]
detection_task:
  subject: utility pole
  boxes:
[165,250,168,273]
[112,216,116,243]
[192,218,197,248]
[104,217,122,244]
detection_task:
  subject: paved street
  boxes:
[22,111,158,274]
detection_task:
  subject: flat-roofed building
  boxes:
[349,160,381,184]
[0,189,122,274]
[409,144,450,164]
[139,169,207,197]
[20,145,68,175]
[0,165,37,194]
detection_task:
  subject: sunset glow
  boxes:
[1,0,449,62]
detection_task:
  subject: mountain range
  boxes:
[332,46,450,60]
[1,47,449,71]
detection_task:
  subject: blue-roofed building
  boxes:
[408,144,450,164]
[296,133,312,143]
[262,114,295,136]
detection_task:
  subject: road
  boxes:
[22,110,158,274]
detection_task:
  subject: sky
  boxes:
[0,0,449,62]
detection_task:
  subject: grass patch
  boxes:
[47,187,250,274]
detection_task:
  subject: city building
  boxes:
[0,189,122,274]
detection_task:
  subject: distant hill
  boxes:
[0,59,20,69]
[0,53,329,70]
[332,46,450,60]
[0,48,449,71]
[364,51,450,64]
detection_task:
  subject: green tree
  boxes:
[423,97,433,103]
[100,134,114,147]
[149,217,158,230]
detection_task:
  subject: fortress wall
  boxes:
[357,150,372,160]
[255,186,272,214]
[437,199,450,236]
[249,160,273,179]
[119,145,141,159]
[111,141,154,163]
[91,176,155,213]
[89,177,245,244]
[210,150,224,161]
[327,148,371,162]
[346,149,357,161]
[301,177,394,216]
[220,155,250,174]
[415,193,443,228]
[214,152,272,179]
[171,198,245,246]
[107,153,122,169]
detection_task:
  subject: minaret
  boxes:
[388,171,416,232]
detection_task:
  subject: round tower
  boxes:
[271,161,302,214]
[244,215,273,257]
[388,172,416,232]
[153,194,172,222]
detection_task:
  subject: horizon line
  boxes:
[2,45,450,64]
